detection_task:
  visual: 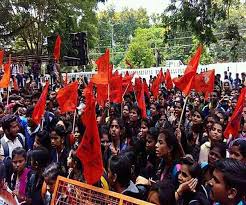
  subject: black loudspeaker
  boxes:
[47,32,88,66]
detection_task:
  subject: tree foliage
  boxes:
[0,0,103,55]
[124,27,165,68]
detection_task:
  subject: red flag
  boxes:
[113,70,119,77]
[0,50,4,66]
[53,35,61,61]
[110,74,122,104]
[151,76,160,98]
[32,81,49,125]
[134,78,142,97]
[56,81,78,113]
[159,68,165,84]
[96,84,108,107]
[91,49,111,85]
[193,69,215,99]
[77,84,103,185]
[136,81,147,118]
[122,71,134,94]
[13,77,19,91]
[0,56,11,88]
[173,45,203,95]
[143,80,150,98]
[224,88,246,139]
[165,69,173,90]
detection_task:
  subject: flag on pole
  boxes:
[53,35,61,61]
[56,81,78,113]
[77,84,104,185]
[193,69,215,99]
[224,88,246,139]
[91,49,111,85]
[0,56,11,88]
[173,45,203,96]
[164,69,173,90]
[32,81,49,125]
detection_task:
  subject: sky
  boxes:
[97,0,170,15]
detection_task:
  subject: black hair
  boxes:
[31,147,50,169]
[51,124,67,139]
[35,130,52,150]
[230,139,246,158]
[181,156,202,182]
[0,161,5,181]
[214,159,246,198]
[210,142,227,159]
[149,180,176,205]
[130,105,141,117]
[70,150,83,171]
[192,109,205,121]
[12,147,27,160]
[141,119,150,128]
[43,162,60,181]
[1,114,17,131]
[158,128,180,161]
[211,121,225,133]
[109,154,131,187]
[109,118,125,141]
[26,105,34,118]
[147,127,159,142]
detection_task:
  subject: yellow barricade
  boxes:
[51,176,154,205]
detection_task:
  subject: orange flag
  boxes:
[32,81,49,125]
[173,45,203,95]
[91,49,111,85]
[193,69,215,99]
[57,81,78,113]
[13,77,19,91]
[77,84,103,185]
[53,35,61,61]
[165,69,173,90]
[0,56,11,88]
[224,88,246,139]
[0,50,4,66]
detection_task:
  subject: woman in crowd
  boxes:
[155,128,181,183]
[229,138,246,162]
[199,121,224,163]
[175,156,210,205]
[10,147,32,204]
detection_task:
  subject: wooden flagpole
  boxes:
[72,109,77,133]
[6,86,10,106]
[178,95,189,129]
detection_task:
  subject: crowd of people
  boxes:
[0,60,246,205]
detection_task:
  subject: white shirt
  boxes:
[199,141,211,163]
[0,134,25,158]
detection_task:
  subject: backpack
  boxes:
[0,133,25,158]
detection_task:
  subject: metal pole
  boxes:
[111,24,114,63]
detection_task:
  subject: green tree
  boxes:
[96,7,150,66]
[124,27,165,68]
[0,0,103,56]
